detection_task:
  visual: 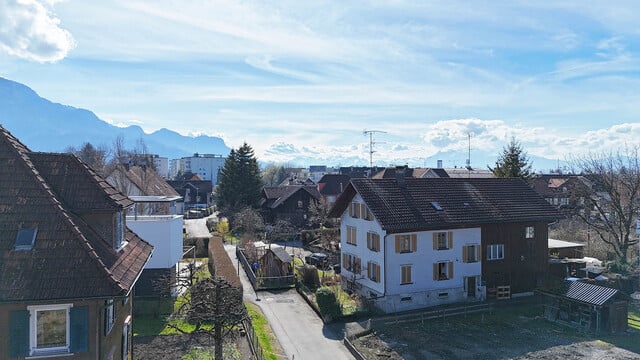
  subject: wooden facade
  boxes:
[482,221,549,295]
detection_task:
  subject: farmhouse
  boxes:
[330,171,561,313]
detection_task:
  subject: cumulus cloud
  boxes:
[0,0,75,62]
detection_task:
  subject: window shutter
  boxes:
[462,246,468,263]
[375,264,380,283]
[104,303,108,336]
[433,263,438,281]
[411,234,417,252]
[367,261,371,278]
[477,245,482,261]
[355,257,361,274]
[432,233,437,250]
[70,306,89,353]
[9,310,29,358]
[395,236,400,253]
[375,236,380,252]
[342,254,347,268]
[448,232,453,249]
[448,262,454,279]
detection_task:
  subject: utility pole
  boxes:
[363,130,386,169]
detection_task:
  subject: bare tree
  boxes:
[569,146,640,272]
[231,207,265,238]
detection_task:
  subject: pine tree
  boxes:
[490,137,533,179]
[216,143,263,212]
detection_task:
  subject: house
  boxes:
[329,174,560,313]
[260,185,321,227]
[531,174,592,213]
[106,164,182,215]
[317,174,351,207]
[167,179,214,209]
[0,126,153,359]
[372,165,494,179]
[539,280,629,333]
[107,165,184,297]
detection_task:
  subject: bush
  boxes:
[300,265,320,291]
[315,287,341,322]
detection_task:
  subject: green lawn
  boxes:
[246,303,280,360]
[629,302,640,330]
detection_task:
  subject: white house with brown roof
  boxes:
[330,174,561,313]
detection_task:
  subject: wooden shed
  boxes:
[539,280,629,333]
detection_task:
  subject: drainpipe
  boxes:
[383,233,389,298]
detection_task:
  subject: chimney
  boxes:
[395,166,406,188]
[437,159,443,168]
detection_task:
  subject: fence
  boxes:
[242,317,266,360]
[370,302,492,328]
[236,246,295,290]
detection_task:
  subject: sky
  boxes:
[1,0,640,169]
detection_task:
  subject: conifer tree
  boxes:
[216,143,262,212]
[489,137,533,179]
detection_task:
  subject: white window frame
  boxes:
[401,264,412,284]
[28,303,72,356]
[346,226,357,245]
[122,316,131,360]
[436,232,448,250]
[487,244,505,260]
[525,226,534,239]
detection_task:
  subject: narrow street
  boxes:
[224,244,354,360]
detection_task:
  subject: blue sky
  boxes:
[1,0,640,168]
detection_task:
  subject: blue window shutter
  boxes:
[70,306,88,353]
[9,310,29,358]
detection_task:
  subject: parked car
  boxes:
[305,252,329,268]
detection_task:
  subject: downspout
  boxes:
[383,233,388,298]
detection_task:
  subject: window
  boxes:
[401,265,412,284]
[367,232,380,252]
[297,200,303,208]
[13,304,87,357]
[115,212,125,249]
[432,232,452,250]
[15,228,37,250]
[433,261,453,281]
[349,202,361,218]
[105,299,116,335]
[525,226,534,239]
[342,253,361,274]
[122,316,131,360]
[487,244,504,260]
[367,262,381,282]
[462,245,479,263]
[395,234,417,253]
[346,226,357,245]
[363,205,374,221]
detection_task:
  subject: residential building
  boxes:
[260,185,321,227]
[167,179,214,208]
[317,174,351,207]
[0,126,153,359]
[170,154,226,185]
[150,154,169,178]
[531,174,592,214]
[106,165,184,297]
[330,174,560,313]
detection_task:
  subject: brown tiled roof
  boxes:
[30,152,133,211]
[110,165,180,197]
[0,125,152,302]
[330,177,562,233]
[262,185,320,209]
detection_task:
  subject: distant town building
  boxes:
[150,154,169,178]
[169,153,226,184]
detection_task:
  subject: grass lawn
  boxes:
[629,302,640,331]
[246,303,281,360]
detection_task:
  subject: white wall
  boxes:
[340,193,483,313]
[127,215,183,269]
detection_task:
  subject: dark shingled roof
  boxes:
[0,125,153,302]
[270,247,293,263]
[330,177,561,233]
[317,174,351,196]
[262,185,320,209]
[109,165,180,197]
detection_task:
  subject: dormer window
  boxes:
[15,228,37,250]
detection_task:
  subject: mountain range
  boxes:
[0,76,565,172]
[0,77,230,160]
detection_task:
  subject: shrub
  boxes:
[315,286,341,322]
[300,265,320,291]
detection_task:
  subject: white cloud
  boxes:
[0,0,75,62]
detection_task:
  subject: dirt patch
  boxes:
[133,331,252,360]
[352,306,640,360]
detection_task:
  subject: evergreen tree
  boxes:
[217,143,263,212]
[489,137,533,179]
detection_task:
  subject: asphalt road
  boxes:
[224,244,354,360]
[183,216,214,238]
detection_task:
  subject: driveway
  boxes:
[183,215,215,238]
[224,244,354,360]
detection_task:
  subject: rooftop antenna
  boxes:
[465,133,472,178]
[363,130,387,169]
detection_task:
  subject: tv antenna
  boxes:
[363,129,386,169]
